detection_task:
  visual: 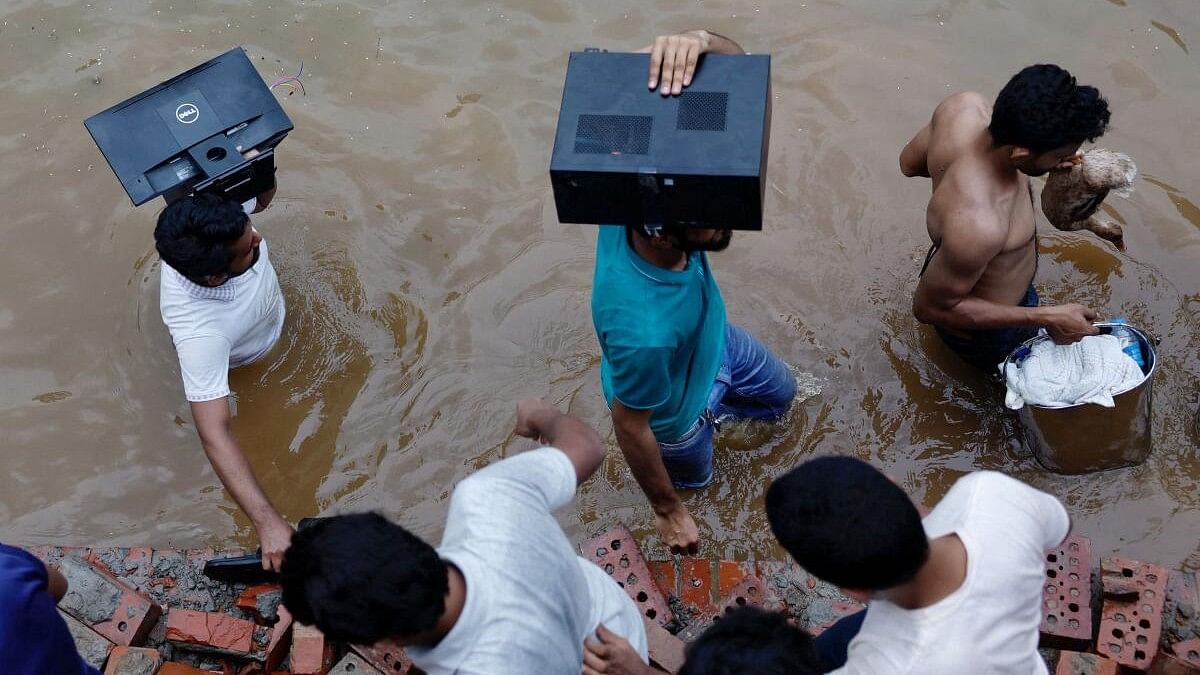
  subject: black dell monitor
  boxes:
[84,47,292,207]
[549,51,770,230]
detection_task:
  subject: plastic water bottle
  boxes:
[1110,317,1145,369]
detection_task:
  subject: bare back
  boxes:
[918,93,1037,306]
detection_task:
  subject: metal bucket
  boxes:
[1002,323,1156,474]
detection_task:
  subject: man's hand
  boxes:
[655,503,700,555]
[583,624,652,675]
[1055,150,1085,170]
[257,516,295,571]
[644,30,714,95]
[514,397,556,442]
[1041,304,1099,344]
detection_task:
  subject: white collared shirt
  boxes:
[159,238,285,402]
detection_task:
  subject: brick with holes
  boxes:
[1039,534,1094,650]
[580,524,674,627]
[57,555,163,646]
[679,573,783,642]
[332,651,385,675]
[679,557,715,620]
[1054,650,1118,675]
[1097,557,1168,669]
[352,638,415,674]
[1171,639,1200,670]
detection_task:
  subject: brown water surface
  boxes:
[1,0,1198,569]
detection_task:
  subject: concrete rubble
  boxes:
[25,523,1200,674]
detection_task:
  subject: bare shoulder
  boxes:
[932,91,990,124]
[932,184,1008,259]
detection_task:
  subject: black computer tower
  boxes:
[550,51,770,230]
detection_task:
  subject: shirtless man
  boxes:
[901,64,1111,371]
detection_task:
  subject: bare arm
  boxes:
[612,402,699,554]
[45,564,68,602]
[912,215,1097,343]
[900,122,932,178]
[191,398,293,570]
[513,398,606,485]
[641,30,745,95]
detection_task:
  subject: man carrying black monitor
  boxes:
[154,154,291,570]
[591,31,797,555]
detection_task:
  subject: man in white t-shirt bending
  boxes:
[766,457,1069,674]
[278,399,648,675]
[155,189,292,569]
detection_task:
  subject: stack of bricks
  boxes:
[27,546,418,675]
[582,525,1200,675]
[25,526,1200,675]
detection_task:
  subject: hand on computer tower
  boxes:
[641,30,746,95]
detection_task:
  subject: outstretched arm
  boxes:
[640,30,745,95]
[513,398,606,485]
[191,398,294,570]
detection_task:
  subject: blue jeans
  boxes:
[658,324,796,488]
[812,609,867,670]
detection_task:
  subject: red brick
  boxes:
[352,637,414,674]
[291,623,334,675]
[331,651,385,674]
[1055,651,1118,675]
[1098,557,1168,669]
[680,573,785,642]
[1173,639,1200,668]
[265,605,294,671]
[158,664,218,675]
[580,524,675,627]
[679,557,715,618]
[166,609,257,655]
[1040,534,1094,650]
[57,556,163,646]
[103,646,162,675]
[717,560,757,599]
[643,617,686,674]
[1154,653,1200,675]
[236,584,279,611]
[648,560,679,598]
[60,610,116,670]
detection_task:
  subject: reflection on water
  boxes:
[0,0,1197,569]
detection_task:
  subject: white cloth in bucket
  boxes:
[1003,334,1144,409]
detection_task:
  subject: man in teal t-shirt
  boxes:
[589,29,796,555]
[592,219,795,555]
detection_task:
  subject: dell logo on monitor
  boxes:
[175,103,200,124]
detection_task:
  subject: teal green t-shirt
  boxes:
[591,225,727,442]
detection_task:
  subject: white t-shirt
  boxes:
[407,448,648,675]
[832,472,1070,675]
[159,238,285,402]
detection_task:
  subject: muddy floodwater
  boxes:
[1,0,1197,569]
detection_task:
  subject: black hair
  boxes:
[765,456,929,591]
[989,64,1110,153]
[279,512,449,644]
[153,193,249,280]
[679,606,822,675]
